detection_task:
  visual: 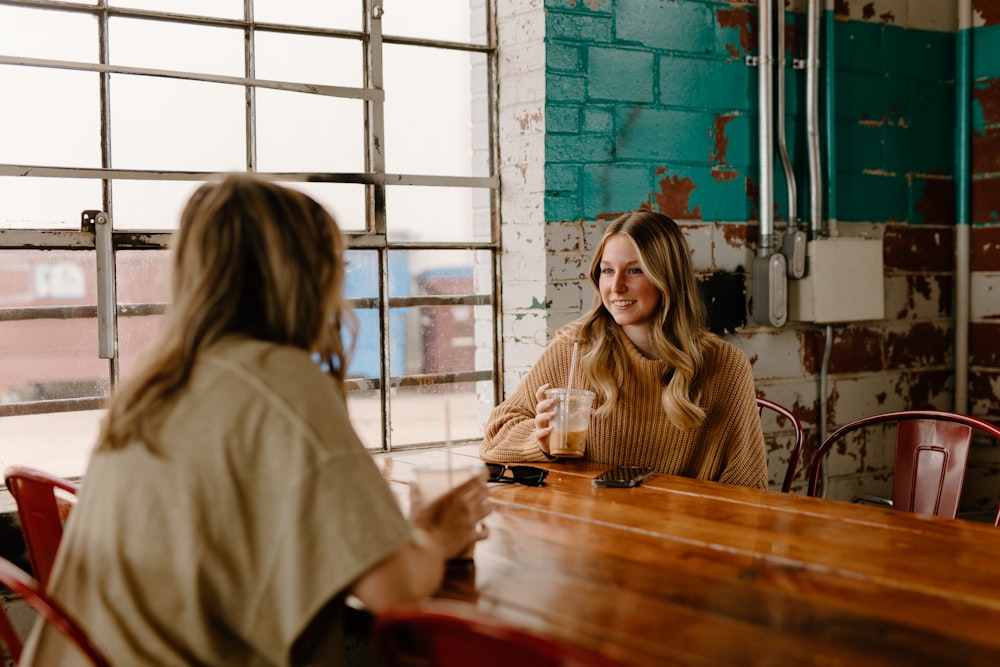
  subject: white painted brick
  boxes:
[737,328,809,380]
[547,253,590,282]
[547,281,587,312]
[912,0,959,31]
[546,220,586,252]
[683,225,714,272]
[501,281,551,310]
[971,272,1000,320]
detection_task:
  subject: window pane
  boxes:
[109,75,247,171]
[0,411,102,478]
[254,32,363,88]
[0,67,101,167]
[116,250,169,380]
[110,0,242,20]
[278,182,367,233]
[253,0,360,31]
[0,250,108,403]
[383,0,488,45]
[109,18,244,77]
[255,90,364,172]
[346,389,383,451]
[111,180,205,230]
[384,46,488,177]
[344,250,409,380]
[0,177,103,229]
[389,385,486,448]
[386,186,491,242]
[0,7,97,62]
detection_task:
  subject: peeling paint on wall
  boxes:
[975,1,1000,26]
[885,322,952,368]
[828,327,883,374]
[973,79,1000,126]
[654,169,702,220]
[710,114,733,165]
[913,178,956,224]
[971,226,1000,272]
[715,6,754,56]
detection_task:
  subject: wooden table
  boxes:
[375,445,1000,667]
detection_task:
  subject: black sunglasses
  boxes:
[485,463,548,487]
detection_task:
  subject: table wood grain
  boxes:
[375,445,1000,666]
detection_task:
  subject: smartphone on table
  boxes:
[592,466,654,488]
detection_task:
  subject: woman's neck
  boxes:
[621,324,658,360]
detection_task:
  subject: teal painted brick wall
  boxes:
[544,1,956,226]
[545,0,768,223]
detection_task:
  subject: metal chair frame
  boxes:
[757,397,805,493]
[807,410,1000,519]
[0,555,111,666]
[4,465,79,589]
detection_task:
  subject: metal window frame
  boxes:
[0,0,501,452]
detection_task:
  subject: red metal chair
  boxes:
[0,555,111,666]
[373,599,621,667]
[807,410,1000,519]
[757,397,804,493]
[4,466,79,589]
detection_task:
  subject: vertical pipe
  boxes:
[758,0,775,255]
[776,1,797,231]
[824,0,838,238]
[955,0,972,414]
[806,0,823,239]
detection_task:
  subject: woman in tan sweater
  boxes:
[481,210,767,489]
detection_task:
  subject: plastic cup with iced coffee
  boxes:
[545,387,595,458]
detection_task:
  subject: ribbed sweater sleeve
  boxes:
[481,331,768,489]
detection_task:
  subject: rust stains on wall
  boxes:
[711,114,733,164]
[975,1,1000,26]
[972,127,1000,173]
[885,322,952,368]
[896,275,952,319]
[882,224,953,272]
[913,178,955,224]
[654,169,702,220]
[719,222,748,249]
[972,177,1000,223]
[893,369,952,410]
[715,6,754,55]
[971,226,1000,272]
[828,326,883,374]
[834,0,849,19]
[971,322,1000,366]
[973,79,1000,126]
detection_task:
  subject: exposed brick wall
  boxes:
[497,1,1000,508]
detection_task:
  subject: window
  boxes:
[0,0,499,465]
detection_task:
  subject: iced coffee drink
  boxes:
[546,388,595,458]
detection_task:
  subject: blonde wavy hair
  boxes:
[99,175,356,452]
[573,209,708,429]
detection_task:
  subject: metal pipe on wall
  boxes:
[806,0,824,239]
[776,4,797,234]
[751,0,788,327]
[955,0,972,414]
[824,0,838,239]
[757,0,775,255]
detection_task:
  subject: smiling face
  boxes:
[598,234,662,335]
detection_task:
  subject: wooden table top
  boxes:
[375,445,1000,667]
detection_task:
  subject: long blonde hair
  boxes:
[575,209,708,429]
[99,175,356,452]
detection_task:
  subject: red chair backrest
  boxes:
[374,599,621,667]
[0,556,112,666]
[807,410,1000,519]
[756,397,804,493]
[4,466,79,589]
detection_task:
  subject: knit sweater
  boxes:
[480,330,768,489]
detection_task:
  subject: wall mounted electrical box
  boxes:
[787,237,885,323]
